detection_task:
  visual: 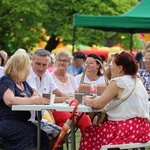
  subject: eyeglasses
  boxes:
[143,57,150,62]
[56,59,70,63]
[34,49,50,56]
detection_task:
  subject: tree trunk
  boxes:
[45,34,59,52]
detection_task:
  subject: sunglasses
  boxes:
[34,49,50,56]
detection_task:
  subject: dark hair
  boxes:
[114,51,138,77]
[73,52,86,60]
[0,53,5,66]
[87,53,103,76]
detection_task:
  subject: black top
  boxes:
[0,75,34,121]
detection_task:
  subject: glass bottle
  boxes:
[90,78,97,96]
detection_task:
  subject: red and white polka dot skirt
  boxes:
[79,117,150,150]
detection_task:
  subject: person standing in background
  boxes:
[138,50,150,94]
[67,51,86,76]
[135,41,150,69]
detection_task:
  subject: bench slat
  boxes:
[101,141,150,150]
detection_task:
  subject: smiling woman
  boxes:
[51,50,92,136]
[75,53,105,87]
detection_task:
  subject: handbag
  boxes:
[95,78,137,125]
[78,59,109,96]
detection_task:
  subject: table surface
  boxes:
[12,94,150,112]
[12,103,99,113]
[12,100,150,112]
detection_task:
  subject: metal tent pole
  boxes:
[130,33,133,54]
[72,27,76,54]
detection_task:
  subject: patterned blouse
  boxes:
[138,69,150,91]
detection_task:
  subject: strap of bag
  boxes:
[105,78,137,113]
[79,59,109,86]
[80,64,88,85]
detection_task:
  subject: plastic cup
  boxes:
[42,93,55,105]
[74,93,84,104]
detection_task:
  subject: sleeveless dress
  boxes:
[0,75,50,150]
[79,75,150,150]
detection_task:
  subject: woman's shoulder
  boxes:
[0,75,13,83]
[75,73,83,79]
[110,75,133,88]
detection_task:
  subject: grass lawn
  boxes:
[62,129,81,150]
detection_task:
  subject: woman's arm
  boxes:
[3,88,50,107]
[84,80,123,110]
[53,88,69,103]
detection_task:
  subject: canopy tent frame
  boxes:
[72,0,150,53]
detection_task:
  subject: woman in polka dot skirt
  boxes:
[79,51,150,150]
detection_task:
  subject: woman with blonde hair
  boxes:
[0,52,50,150]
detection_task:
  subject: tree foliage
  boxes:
[0,0,48,55]
[44,0,139,50]
[0,0,139,55]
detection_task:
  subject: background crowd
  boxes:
[0,41,149,149]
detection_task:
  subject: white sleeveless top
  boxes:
[105,75,149,121]
[75,73,105,87]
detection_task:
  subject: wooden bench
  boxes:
[101,141,150,150]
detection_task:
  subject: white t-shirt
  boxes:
[75,73,105,87]
[27,68,57,121]
[27,68,57,95]
[105,75,149,121]
[51,72,78,95]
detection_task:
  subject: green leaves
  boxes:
[0,0,139,55]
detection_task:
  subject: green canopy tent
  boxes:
[73,0,150,52]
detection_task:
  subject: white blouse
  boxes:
[51,72,78,95]
[75,73,105,87]
[105,75,149,121]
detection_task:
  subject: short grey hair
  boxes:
[55,50,73,62]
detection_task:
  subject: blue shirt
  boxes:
[67,64,85,76]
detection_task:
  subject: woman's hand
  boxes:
[83,96,96,106]
[33,97,50,105]
[20,92,28,97]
